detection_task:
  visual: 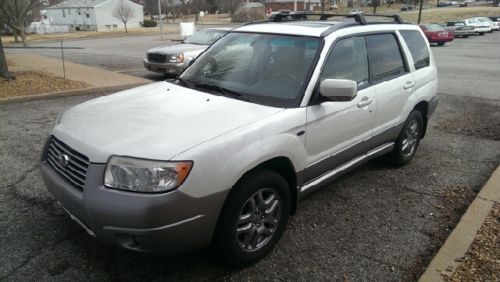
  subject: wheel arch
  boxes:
[413,101,429,138]
[234,157,299,216]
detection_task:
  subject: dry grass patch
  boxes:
[0,71,88,98]
[445,203,500,281]
[401,7,500,23]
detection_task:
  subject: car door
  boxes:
[365,33,416,147]
[304,36,376,184]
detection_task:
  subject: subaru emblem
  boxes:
[57,154,70,167]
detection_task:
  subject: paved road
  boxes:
[1,33,499,281]
[6,28,500,99]
[5,24,236,80]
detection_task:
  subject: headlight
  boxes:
[169,53,184,63]
[104,156,193,193]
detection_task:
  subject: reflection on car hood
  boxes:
[53,82,284,163]
[147,43,208,55]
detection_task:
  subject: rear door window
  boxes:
[400,30,430,70]
[365,33,407,82]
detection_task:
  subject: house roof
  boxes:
[47,0,109,9]
[46,0,143,9]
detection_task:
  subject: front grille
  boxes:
[147,53,167,63]
[46,136,89,190]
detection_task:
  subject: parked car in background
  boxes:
[419,24,454,45]
[440,21,475,37]
[471,17,499,32]
[488,16,500,24]
[144,27,231,76]
[400,5,414,11]
[437,1,453,6]
[348,8,363,15]
[458,2,468,7]
[463,18,491,35]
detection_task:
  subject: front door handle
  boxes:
[357,97,373,108]
[404,81,416,90]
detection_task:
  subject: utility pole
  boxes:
[158,0,164,39]
[417,0,424,23]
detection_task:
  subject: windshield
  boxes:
[183,29,228,45]
[178,32,322,108]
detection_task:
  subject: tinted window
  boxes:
[321,36,369,88]
[366,34,406,82]
[400,30,430,70]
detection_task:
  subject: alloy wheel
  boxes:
[235,188,282,252]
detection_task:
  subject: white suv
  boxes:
[41,14,438,266]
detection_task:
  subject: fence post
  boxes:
[60,40,66,79]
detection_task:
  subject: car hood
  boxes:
[147,43,208,55]
[53,82,284,163]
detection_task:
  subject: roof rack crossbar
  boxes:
[268,12,403,25]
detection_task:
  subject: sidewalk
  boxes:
[1,53,151,103]
[419,165,500,281]
[6,53,150,88]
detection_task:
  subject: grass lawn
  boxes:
[400,7,500,23]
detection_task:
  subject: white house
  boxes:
[46,0,144,32]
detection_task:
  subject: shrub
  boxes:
[142,19,158,27]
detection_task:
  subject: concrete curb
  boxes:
[419,165,500,282]
[0,83,148,105]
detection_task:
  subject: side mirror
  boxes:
[320,79,358,101]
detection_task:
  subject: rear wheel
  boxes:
[463,35,469,38]
[386,110,423,166]
[479,32,485,36]
[213,169,291,267]
[437,42,445,46]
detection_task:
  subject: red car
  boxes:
[419,24,454,46]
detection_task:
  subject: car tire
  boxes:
[386,110,424,166]
[437,42,445,46]
[479,32,484,36]
[213,169,291,268]
[463,35,469,38]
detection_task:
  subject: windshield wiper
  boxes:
[192,82,248,101]
[175,77,195,88]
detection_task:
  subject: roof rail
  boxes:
[268,11,403,25]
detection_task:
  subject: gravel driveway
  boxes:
[1,33,499,281]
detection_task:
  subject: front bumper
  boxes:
[40,161,226,254]
[143,59,186,75]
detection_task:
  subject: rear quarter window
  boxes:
[400,30,430,70]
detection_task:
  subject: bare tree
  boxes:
[113,0,135,33]
[0,31,14,80]
[0,0,44,47]
[320,0,330,14]
[372,0,380,13]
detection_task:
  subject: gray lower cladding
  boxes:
[40,162,228,254]
[428,95,439,118]
[297,123,404,198]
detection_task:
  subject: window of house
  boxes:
[320,36,369,89]
[86,13,90,18]
[113,24,118,28]
[399,30,430,70]
[365,33,406,82]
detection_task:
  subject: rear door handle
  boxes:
[357,97,373,108]
[404,81,416,90]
